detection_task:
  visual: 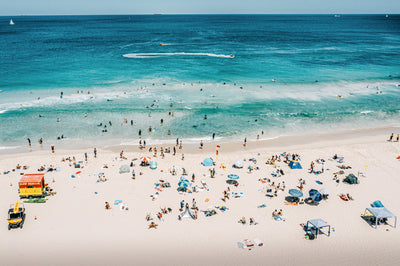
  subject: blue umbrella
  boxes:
[178,180,189,188]
[203,158,213,167]
[228,174,239,180]
[178,177,190,188]
[309,189,323,202]
[289,189,303,198]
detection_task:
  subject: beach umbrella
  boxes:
[319,188,330,195]
[233,159,244,168]
[226,180,238,185]
[203,158,213,166]
[289,189,303,198]
[119,165,130,174]
[309,189,323,202]
[140,157,151,162]
[228,174,239,180]
[178,179,189,188]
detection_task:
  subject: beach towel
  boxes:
[285,202,298,206]
[316,180,323,185]
[237,242,245,249]
[257,204,267,208]
[114,200,122,205]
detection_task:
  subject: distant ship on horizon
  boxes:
[9,19,14,25]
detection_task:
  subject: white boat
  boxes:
[10,19,14,25]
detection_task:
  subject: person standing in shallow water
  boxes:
[212,133,215,140]
[27,138,31,147]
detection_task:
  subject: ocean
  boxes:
[0,15,400,149]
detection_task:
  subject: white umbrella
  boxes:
[234,159,244,168]
[319,188,330,195]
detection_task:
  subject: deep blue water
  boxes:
[0,15,400,148]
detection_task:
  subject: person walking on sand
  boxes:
[27,138,31,147]
[51,145,55,153]
[85,153,88,161]
[310,161,314,173]
[139,129,142,137]
[94,148,97,158]
[397,134,399,142]
[212,133,215,140]
[200,140,203,149]
[389,133,394,141]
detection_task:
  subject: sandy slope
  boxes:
[1,132,400,266]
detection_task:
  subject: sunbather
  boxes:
[148,222,158,229]
[105,202,111,210]
[347,193,354,200]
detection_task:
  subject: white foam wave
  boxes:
[360,110,374,114]
[123,52,234,59]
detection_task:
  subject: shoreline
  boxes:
[2,124,399,157]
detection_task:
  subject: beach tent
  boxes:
[233,159,244,168]
[309,189,323,202]
[119,165,130,174]
[150,161,157,170]
[288,161,302,169]
[363,207,397,229]
[306,219,331,238]
[203,158,213,167]
[181,207,195,219]
[343,174,358,184]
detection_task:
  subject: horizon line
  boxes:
[1,13,399,17]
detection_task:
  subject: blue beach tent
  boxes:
[288,160,302,169]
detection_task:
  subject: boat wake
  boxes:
[123,52,234,59]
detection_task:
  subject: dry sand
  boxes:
[1,130,400,266]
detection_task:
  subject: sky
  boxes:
[1,0,399,15]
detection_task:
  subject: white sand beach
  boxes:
[1,129,400,266]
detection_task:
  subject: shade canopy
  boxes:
[289,189,303,198]
[364,207,397,229]
[306,218,331,238]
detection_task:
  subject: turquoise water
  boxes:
[0,15,400,148]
